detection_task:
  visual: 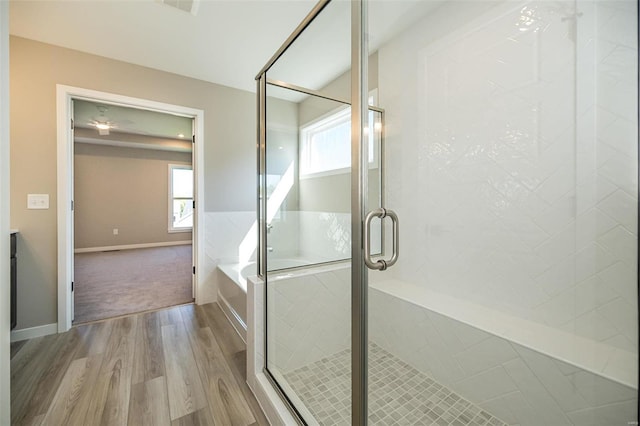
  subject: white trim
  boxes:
[167,229,193,234]
[193,105,205,307]
[10,323,58,343]
[217,290,247,343]
[0,2,10,423]
[74,240,191,254]
[269,367,319,425]
[251,373,301,426]
[57,85,205,332]
[299,161,379,180]
[246,276,299,425]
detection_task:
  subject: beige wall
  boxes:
[74,143,191,249]
[10,36,256,329]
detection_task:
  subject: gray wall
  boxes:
[266,96,300,210]
[74,144,192,249]
[10,36,256,329]
[299,170,380,213]
[264,96,301,258]
[298,52,380,214]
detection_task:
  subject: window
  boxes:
[169,164,193,232]
[299,100,379,178]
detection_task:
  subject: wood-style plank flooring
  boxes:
[10,303,269,426]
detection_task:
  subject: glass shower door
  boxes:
[258,0,637,423]
[364,0,638,425]
[258,1,359,423]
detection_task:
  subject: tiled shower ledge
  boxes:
[371,279,638,389]
[284,343,508,426]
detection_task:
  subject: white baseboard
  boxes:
[217,291,247,344]
[74,240,191,253]
[11,323,58,342]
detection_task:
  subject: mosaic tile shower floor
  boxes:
[283,343,508,426]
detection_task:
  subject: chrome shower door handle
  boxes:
[363,208,399,271]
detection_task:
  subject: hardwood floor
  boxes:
[10,303,269,426]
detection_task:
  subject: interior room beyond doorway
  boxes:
[72,99,195,324]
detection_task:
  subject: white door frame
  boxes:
[56,85,205,333]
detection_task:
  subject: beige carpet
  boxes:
[73,245,193,324]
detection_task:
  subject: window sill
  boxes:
[168,228,193,234]
[300,164,379,180]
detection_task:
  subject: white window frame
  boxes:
[168,163,193,233]
[299,92,379,179]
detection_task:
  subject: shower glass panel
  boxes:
[364,1,638,425]
[265,86,353,423]
[268,0,351,99]
[264,83,383,423]
[258,0,637,424]
[261,1,357,423]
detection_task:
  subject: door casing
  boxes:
[56,85,205,332]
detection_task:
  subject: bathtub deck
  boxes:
[283,343,508,426]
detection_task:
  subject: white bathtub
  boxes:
[217,258,312,341]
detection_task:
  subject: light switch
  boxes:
[27,194,49,209]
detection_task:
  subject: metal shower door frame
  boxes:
[255,0,372,423]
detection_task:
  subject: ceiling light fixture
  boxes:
[178,133,185,138]
[95,122,111,136]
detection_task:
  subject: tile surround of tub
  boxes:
[378,0,638,351]
[202,211,256,302]
[298,211,351,263]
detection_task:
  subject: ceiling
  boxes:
[9,0,318,95]
[74,99,193,139]
[10,1,439,102]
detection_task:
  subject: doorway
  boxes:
[57,86,205,332]
[72,99,195,324]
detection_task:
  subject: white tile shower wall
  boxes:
[298,211,351,262]
[202,211,255,302]
[298,211,381,263]
[248,276,265,387]
[378,0,637,350]
[369,288,638,426]
[586,0,638,351]
[267,266,351,372]
[267,213,301,259]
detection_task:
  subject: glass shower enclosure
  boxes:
[256,0,638,424]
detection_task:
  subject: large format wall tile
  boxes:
[202,211,255,302]
[378,0,638,352]
[369,286,637,426]
[267,266,351,372]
